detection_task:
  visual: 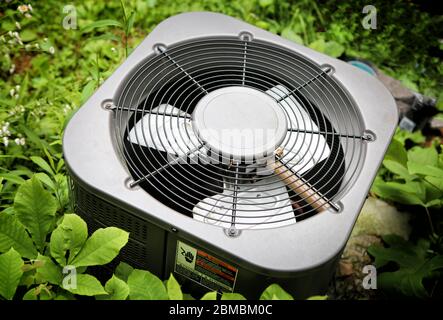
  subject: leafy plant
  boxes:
[368,235,443,298]
[372,131,442,234]
[0,175,128,300]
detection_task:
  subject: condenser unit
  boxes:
[63,12,397,299]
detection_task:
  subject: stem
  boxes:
[424,206,435,235]
[119,0,128,58]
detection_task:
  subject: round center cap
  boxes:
[192,87,287,160]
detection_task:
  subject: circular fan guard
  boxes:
[113,36,367,230]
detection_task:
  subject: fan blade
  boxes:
[263,85,331,175]
[128,104,200,157]
[193,176,295,229]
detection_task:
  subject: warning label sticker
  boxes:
[174,240,238,293]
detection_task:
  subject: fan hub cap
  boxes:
[192,86,287,161]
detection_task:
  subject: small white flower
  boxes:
[48,46,55,54]
[8,31,13,37]
[18,4,29,13]
[9,89,15,97]
[15,21,21,30]
[2,137,9,147]
[28,4,33,11]
[34,43,40,49]
[14,137,26,145]
[15,85,20,91]
[25,13,32,19]
[25,44,32,50]
[111,47,116,53]
[14,94,19,100]
[9,64,16,74]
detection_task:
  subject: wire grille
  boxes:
[113,36,367,230]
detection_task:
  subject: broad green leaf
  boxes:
[372,181,425,206]
[307,295,328,300]
[0,248,24,300]
[425,176,443,192]
[425,199,442,208]
[54,292,75,300]
[368,235,443,298]
[97,275,130,300]
[323,41,345,58]
[127,269,168,300]
[63,274,107,296]
[200,292,217,300]
[30,156,55,176]
[34,172,56,191]
[14,176,57,251]
[221,293,247,300]
[115,261,134,282]
[20,29,37,42]
[0,172,25,185]
[0,213,37,259]
[71,227,128,267]
[50,214,88,266]
[260,284,293,300]
[407,146,438,167]
[384,138,408,166]
[81,19,123,33]
[407,162,443,178]
[35,254,62,285]
[393,128,425,145]
[166,273,183,300]
[281,27,304,44]
[23,288,38,300]
[383,160,413,180]
[309,39,326,53]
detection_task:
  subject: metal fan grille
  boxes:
[112,35,368,230]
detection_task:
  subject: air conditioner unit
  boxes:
[63,12,397,299]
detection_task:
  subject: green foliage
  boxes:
[127,269,169,300]
[14,176,57,251]
[368,235,443,298]
[260,284,294,300]
[371,128,443,298]
[99,275,130,300]
[70,227,128,267]
[64,274,107,296]
[372,134,443,209]
[49,214,88,266]
[0,212,38,259]
[0,175,129,300]
[166,273,183,300]
[0,248,24,300]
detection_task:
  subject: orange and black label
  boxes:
[175,240,238,292]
